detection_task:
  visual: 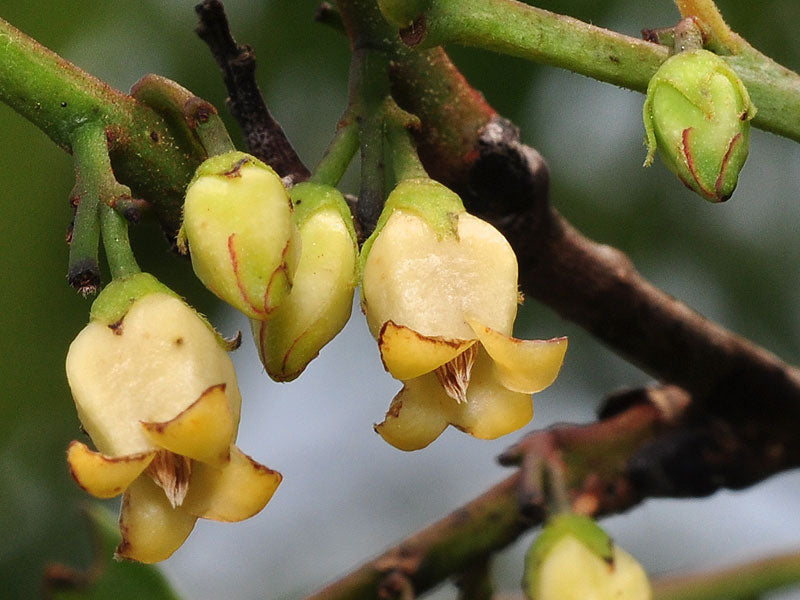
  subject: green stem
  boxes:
[309,111,360,187]
[652,550,800,600]
[383,99,428,182]
[0,17,205,236]
[673,0,744,53]
[416,0,800,141]
[193,112,235,157]
[100,204,140,280]
[67,125,106,295]
[351,47,391,233]
[422,0,667,92]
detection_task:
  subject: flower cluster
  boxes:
[66,155,566,563]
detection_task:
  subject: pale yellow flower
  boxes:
[66,275,281,562]
[361,180,567,450]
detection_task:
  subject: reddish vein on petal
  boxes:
[681,127,715,200]
[228,233,265,318]
[715,133,743,200]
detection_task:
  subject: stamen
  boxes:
[435,344,478,403]
[147,451,192,508]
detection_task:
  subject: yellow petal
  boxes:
[181,445,282,522]
[467,318,567,393]
[116,476,197,563]
[66,441,155,499]
[445,350,533,439]
[374,373,450,451]
[141,384,234,466]
[379,321,476,380]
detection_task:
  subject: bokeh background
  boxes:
[2,1,800,598]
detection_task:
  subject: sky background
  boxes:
[1,1,800,598]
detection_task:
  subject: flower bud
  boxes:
[251,183,358,381]
[66,273,281,563]
[643,49,756,202]
[179,151,298,319]
[524,514,652,600]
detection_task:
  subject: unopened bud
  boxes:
[252,183,358,381]
[524,514,651,600]
[179,151,298,319]
[643,49,755,202]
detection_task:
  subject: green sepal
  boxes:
[88,273,238,351]
[290,182,357,243]
[359,178,464,273]
[89,273,178,325]
[189,150,278,187]
[523,514,614,598]
[45,503,181,600]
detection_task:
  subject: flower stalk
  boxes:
[309,111,360,187]
[100,204,141,280]
[68,123,138,293]
[390,0,800,142]
[0,17,207,236]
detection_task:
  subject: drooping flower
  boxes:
[178,151,299,319]
[524,514,652,600]
[361,178,567,451]
[65,273,281,563]
[251,182,358,381]
[643,49,756,202]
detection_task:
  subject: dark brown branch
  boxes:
[194,0,310,182]
[305,388,684,600]
[306,382,800,600]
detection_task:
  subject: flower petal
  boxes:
[66,441,155,499]
[374,373,450,451]
[116,475,197,563]
[181,445,282,522]
[445,350,533,439]
[379,321,476,380]
[140,384,234,466]
[467,318,567,394]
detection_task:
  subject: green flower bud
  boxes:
[524,514,652,600]
[251,183,358,381]
[179,151,299,319]
[643,49,756,202]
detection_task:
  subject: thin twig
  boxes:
[194,0,310,182]
[304,391,680,600]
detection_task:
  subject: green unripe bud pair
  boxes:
[644,49,756,202]
[180,153,358,381]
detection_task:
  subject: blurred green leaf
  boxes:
[44,504,180,600]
